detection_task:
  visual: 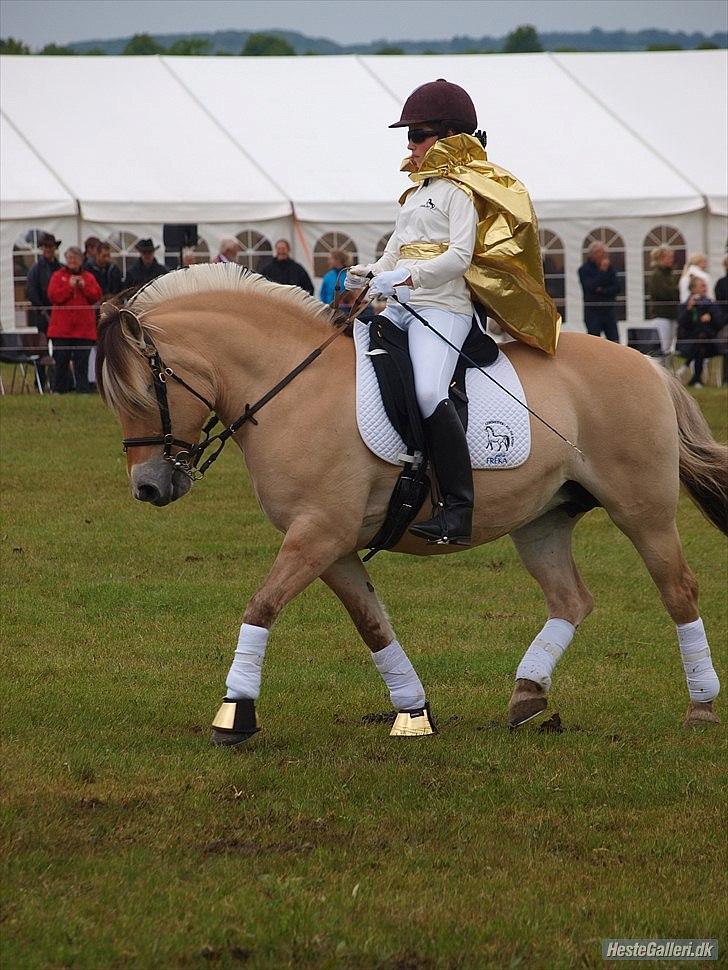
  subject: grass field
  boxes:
[1,388,727,970]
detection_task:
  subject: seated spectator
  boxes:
[676,277,724,388]
[122,239,168,288]
[87,242,122,298]
[83,235,102,270]
[578,242,620,342]
[47,246,102,394]
[646,245,680,358]
[213,238,242,264]
[260,239,314,295]
[319,250,351,305]
[678,252,713,304]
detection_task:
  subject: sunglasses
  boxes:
[407,128,439,144]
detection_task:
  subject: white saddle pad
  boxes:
[353,320,531,469]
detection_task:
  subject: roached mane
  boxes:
[96,263,335,416]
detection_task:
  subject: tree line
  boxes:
[1,25,723,57]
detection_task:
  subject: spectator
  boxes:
[181,247,198,268]
[260,239,314,295]
[122,239,168,288]
[87,242,122,298]
[319,249,351,305]
[676,277,723,388]
[47,246,102,394]
[26,232,61,336]
[213,238,242,264]
[646,245,680,358]
[714,254,728,319]
[25,232,61,388]
[578,241,620,342]
[83,235,102,270]
[679,251,713,304]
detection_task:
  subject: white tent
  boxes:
[1,50,726,332]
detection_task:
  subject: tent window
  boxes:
[642,225,686,315]
[375,233,392,261]
[539,229,566,323]
[12,229,49,324]
[582,227,627,322]
[236,230,273,273]
[107,231,149,280]
[313,232,358,278]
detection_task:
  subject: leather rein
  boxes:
[121,285,371,482]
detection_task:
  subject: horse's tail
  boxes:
[658,367,728,535]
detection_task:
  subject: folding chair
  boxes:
[0,333,43,394]
[626,327,662,357]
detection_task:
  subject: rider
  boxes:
[346,79,482,546]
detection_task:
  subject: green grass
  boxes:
[1,389,727,970]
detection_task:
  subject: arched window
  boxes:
[313,231,357,278]
[107,231,147,281]
[12,229,48,325]
[236,229,273,273]
[642,225,686,315]
[582,227,627,322]
[539,229,566,322]
[375,233,392,261]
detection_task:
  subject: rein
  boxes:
[121,285,372,481]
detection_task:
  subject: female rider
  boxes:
[346,79,481,546]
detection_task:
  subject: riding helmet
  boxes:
[388,78,477,133]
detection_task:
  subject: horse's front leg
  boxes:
[320,553,436,737]
[211,519,352,745]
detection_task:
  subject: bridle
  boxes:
[120,285,372,482]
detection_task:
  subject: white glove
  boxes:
[344,264,372,291]
[368,267,412,303]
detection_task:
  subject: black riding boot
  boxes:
[409,399,473,544]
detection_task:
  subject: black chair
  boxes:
[0,333,43,394]
[627,327,662,357]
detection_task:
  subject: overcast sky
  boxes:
[1,0,726,48]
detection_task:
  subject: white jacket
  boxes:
[372,178,478,314]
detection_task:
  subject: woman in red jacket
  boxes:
[47,246,102,393]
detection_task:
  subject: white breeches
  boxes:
[381,303,472,418]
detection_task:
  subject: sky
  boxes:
[1,0,726,48]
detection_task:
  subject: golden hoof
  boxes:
[390,703,437,737]
[683,701,721,727]
[508,678,548,729]
[210,698,260,746]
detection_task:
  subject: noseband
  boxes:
[120,285,371,483]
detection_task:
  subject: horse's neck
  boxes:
[168,302,335,427]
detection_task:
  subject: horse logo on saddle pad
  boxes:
[353,320,531,470]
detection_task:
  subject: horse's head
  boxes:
[96,300,215,507]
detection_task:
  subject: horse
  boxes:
[96,263,726,743]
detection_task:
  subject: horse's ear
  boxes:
[119,308,146,351]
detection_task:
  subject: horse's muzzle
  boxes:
[131,458,192,506]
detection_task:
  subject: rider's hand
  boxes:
[344,264,372,290]
[368,267,413,302]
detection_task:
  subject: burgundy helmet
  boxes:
[389,78,477,132]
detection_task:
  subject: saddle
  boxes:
[363,314,498,560]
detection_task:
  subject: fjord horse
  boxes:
[97,264,726,738]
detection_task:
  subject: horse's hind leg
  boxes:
[610,515,720,726]
[507,508,595,728]
[320,553,435,736]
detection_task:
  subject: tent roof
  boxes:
[0,112,76,219]
[1,51,725,223]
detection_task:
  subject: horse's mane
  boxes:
[97,263,335,416]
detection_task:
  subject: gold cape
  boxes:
[400,134,561,355]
